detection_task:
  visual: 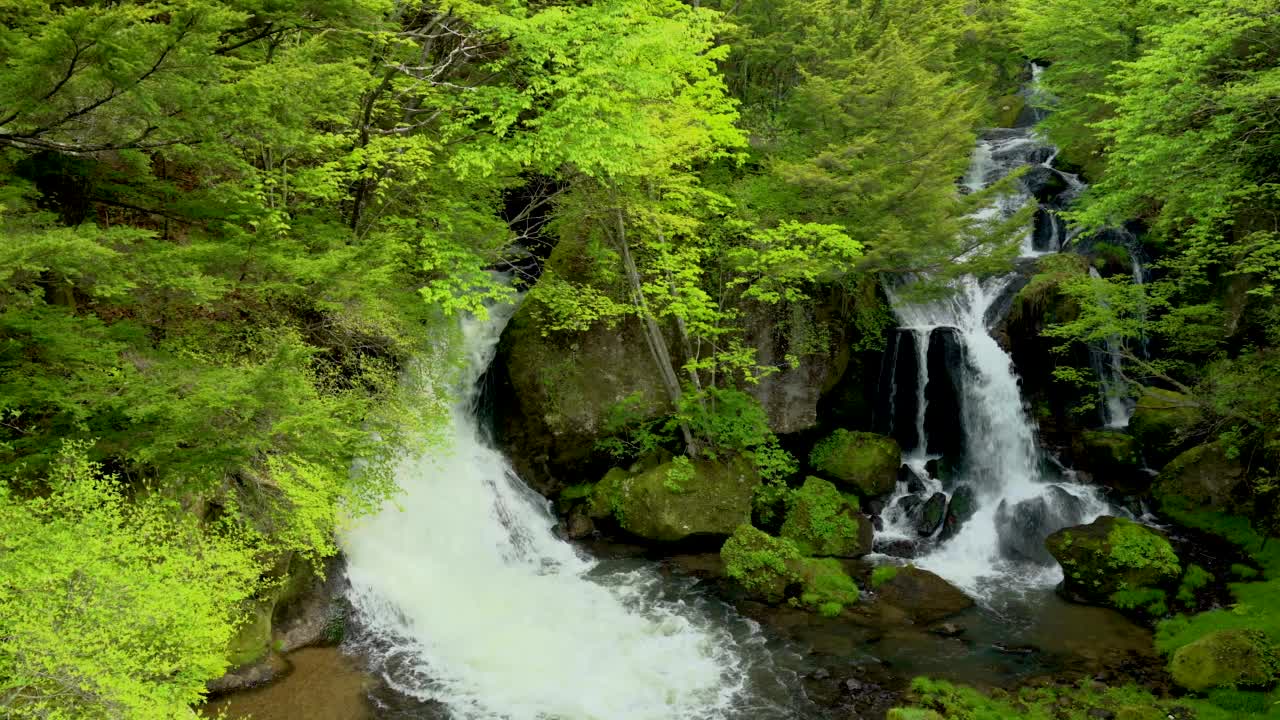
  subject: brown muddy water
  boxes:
[202,647,373,720]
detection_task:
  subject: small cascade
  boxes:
[876,71,1116,602]
[1088,267,1136,428]
[341,303,801,720]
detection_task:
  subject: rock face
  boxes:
[872,566,974,624]
[939,485,977,540]
[1154,440,1252,516]
[588,456,760,542]
[1169,629,1278,692]
[1080,430,1146,493]
[780,476,873,558]
[1045,516,1181,606]
[1129,387,1201,468]
[809,429,901,497]
[924,329,966,461]
[917,492,947,537]
[995,486,1086,565]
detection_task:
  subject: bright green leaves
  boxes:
[726,221,862,304]
[0,444,260,719]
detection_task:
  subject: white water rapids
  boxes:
[879,120,1114,603]
[341,303,799,720]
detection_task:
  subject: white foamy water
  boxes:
[879,117,1113,603]
[341,303,797,720]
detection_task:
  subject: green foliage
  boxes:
[721,524,803,604]
[664,455,695,493]
[1178,564,1216,606]
[796,557,860,612]
[779,476,865,557]
[0,444,259,718]
[871,565,901,589]
[1108,517,1181,577]
[1110,586,1169,616]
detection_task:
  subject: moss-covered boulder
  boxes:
[721,525,861,615]
[809,430,900,496]
[994,94,1026,128]
[1046,516,1181,607]
[721,524,803,604]
[1129,387,1201,468]
[589,456,760,542]
[1081,430,1147,493]
[1169,629,1278,692]
[779,476,873,558]
[872,566,974,624]
[1154,441,1252,517]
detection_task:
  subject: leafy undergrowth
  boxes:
[892,678,1280,720]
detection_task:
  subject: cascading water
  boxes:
[341,302,802,720]
[877,88,1114,603]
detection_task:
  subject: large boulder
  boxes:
[872,566,974,624]
[589,456,760,542]
[995,485,1086,565]
[939,485,978,541]
[809,430,901,497]
[779,476,873,558]
[1129,387,1201,468]
[1169,629,1278,692]
[720,525,861,614]
[1154,441,1252,517]
[917,492,947,537]
[1081,430,1147,494]
[1045,516,1181,606]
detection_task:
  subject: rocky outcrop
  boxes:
[939,485,977,541]
[1129,387,1201,469]
[995,486,1086,565]
[779,476,873,557]
[588,456,760,542]
[1046,516,1181,607]
[809,429,901,497]
[1169,629,1278,692]
[1153,440,1252,516]
[1080,430,1147,493]
[870,566,974,624]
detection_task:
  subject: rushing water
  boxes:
[340,303,805,720]
[878,116,1114,604]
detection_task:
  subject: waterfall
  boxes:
[1088,267,1136,428]
[878,116,1112,602]
[341,303,797,720]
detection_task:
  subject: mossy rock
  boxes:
[1154,441,1251,517]
[994,94,1026,128]
[226,599,274,668]
[721,524,802,604]
[1129,387,1201,468]
[1046,516,1181,607]
[779,476,873,558]
[1005,254,1089,329]
[1169,629,1279,692]
[1081,430,1147,493]
[872,566,974,624]
[795,557,861,612]
[809,429,901,496]
[888,710,945,720]
[590,456,760,542]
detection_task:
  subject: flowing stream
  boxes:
[877,109,1114,604]
[340,303,803,720]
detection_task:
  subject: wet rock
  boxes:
[207,652,290,695]
[809,429,901,497]
[1021,165,1070,202]
[1170,629,1278,692]
[995,486,1085,565]
[917,492,947,537]
[1027,146,1056,165]
[884,330,922,450]
[871,566,974,624]
[939,485,977,540]
[565,509,595,539]
[872,515,884,532]
[1086,709,1116,720]
[1081,430,1146,494]
[1031,209,1066,252]
[876,538,919,559]
[899,464,926,494]
[897,494,923,516]
[1046,516,1181,607]
[1154,440,1252,517]
[992,642,1039,655]
[780,476,873,558]
[924,329,966,462]
[588,457,760,542]
[1129,387,1201,469]
[930,622,965,637]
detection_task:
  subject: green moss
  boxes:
[1130,386,1201,467]
[796,557,860,612]
[994,94,1025,128]
[1110,586,1168,616]
[808,429,900,496]
[871,565,900,589]
[1047,517,1181,608]
[721,524,802,604]
[818,601,843,618]
[225,600,273,668]
[1007,254,1089,328]
[1169,629,1279,692]
[779,476,868,557]
[589,457,760,541]
[1234,563,1261,580]
[1177,564,1215,606]
[560,483,596,501]
[1108,517,1181,577]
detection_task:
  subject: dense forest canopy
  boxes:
[1,0,1278,717]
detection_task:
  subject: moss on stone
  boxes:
[226,600,273,668]
[1154,441,1251,517]
[796,557,860,611]
[809,429,900,496]
[721,524,802,604]
[1130,387,1201,468]
[1046,516,1181,608]
[1169,629,1279,693]
[589,456,760,541]
[871,565,900,589]
[779,476,871,557]
[994,94,1026,128]
[1006,254,1089,329]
